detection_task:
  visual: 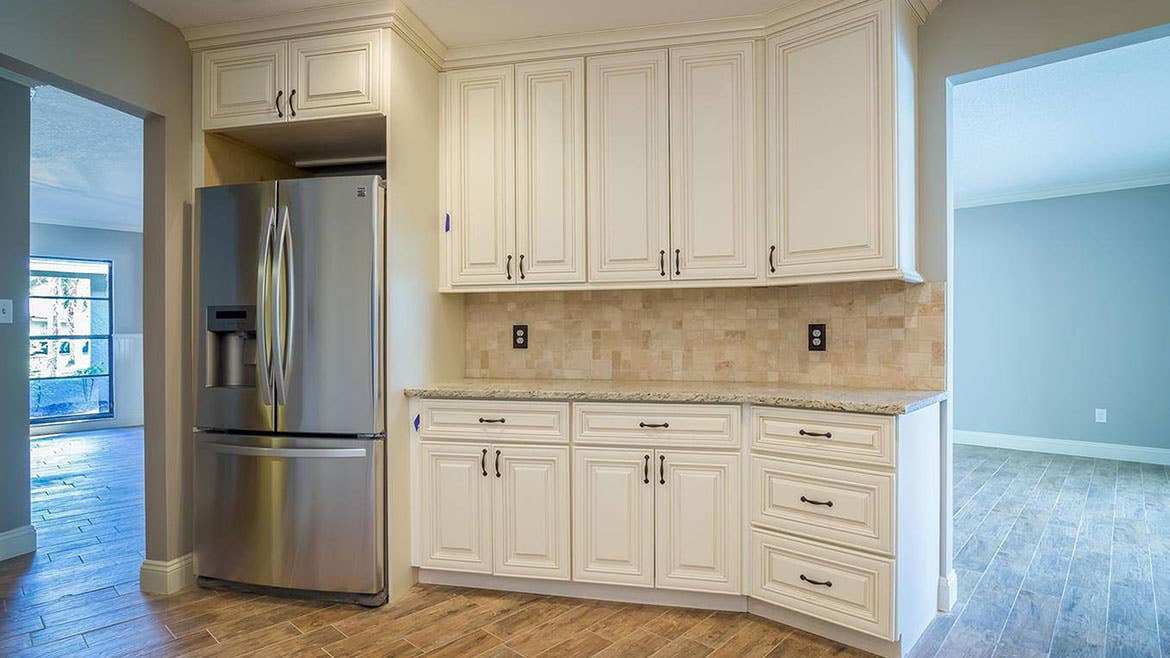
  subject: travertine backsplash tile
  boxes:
[464,280,945,391]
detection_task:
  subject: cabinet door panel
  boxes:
[203,42,287,129]
[445,66,516,286]
[492,445,570,579]
[289,30,381,119]
[766,3,895,278]
[670,42,757,280]
[419,442,492,573]
[656,451,741,594]
[587,50,670,283]
[515,59,586,284]
[572,448,655,587]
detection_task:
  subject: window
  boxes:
[29,257,114,423]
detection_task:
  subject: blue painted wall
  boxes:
[955,184,1170,448]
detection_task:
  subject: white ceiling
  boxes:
[130,0,781,45]
[31,86,143,233]
[952,34,1170,208]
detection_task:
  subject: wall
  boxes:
[203,133,307,186]
[29,224,145,434]
[0,0,193,579]
[955,185,1170,448]
[0,77,33,547]
[465,281,945,391]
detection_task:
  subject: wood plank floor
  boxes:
[4,431,1167,657]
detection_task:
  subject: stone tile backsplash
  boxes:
[464,280,945,391]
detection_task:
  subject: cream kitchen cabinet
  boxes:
[444,58,585,287]
[586,50,671,283]
[202,29,382,130]
[419,440,570,580]
[765,0,919,283]
[669,41,759,281]
[572,448,655,587]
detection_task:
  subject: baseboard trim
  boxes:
[955,430,1170,465]
[938,570,958,612]
[0,525,37,562]
[140,554,195,594]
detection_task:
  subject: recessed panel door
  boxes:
[572,447,655,587]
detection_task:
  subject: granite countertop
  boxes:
[404,379,947,416]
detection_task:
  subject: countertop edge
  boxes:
[403,386,948,416]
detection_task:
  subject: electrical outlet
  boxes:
[0,299,12,325]
[808,323,827,351]
[1095,408,1107,423]
[512,325,529,349]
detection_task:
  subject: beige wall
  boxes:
[203,133,307,186]
[465,281,945,391]
[0,0,192,565]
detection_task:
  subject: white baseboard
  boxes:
[140,554,195,594]
[955,430,1170,466]
[938,569,958,612]
[0,525,37,562]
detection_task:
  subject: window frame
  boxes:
[29,255,116,425]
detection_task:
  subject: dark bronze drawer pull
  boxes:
[659,455,666,485]
[800,495,833,507]
[800,574,832,587]
[639,422,669,429]
[478,417,506,424]
[495,449,501,478]
[643,454,650,484]
[481,448,488,477]
[799,429,832,438]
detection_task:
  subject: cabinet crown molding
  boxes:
[181,0,939,71]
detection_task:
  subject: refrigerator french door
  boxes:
[194,176,386,605]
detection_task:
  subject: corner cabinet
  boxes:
[202,29,382,130]
[765,0,920,283]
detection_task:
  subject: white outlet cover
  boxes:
[0,299,12,324]
[1095,408,1107,423]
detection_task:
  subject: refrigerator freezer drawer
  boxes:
[194,433,385,595]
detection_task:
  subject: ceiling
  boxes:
[130,0,781,45]
[952,34,1170,208]
[31,86,143,232]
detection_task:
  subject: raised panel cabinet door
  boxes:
[655,450,741,594]
[572,448,655,587]
[203,42,288,130]
[670,41,758,281]
[445,66,517,286]
[586,50,671,283]
[288,30,382,119]
[418,442,492,573]
[515,58,586,284]
[492,445,570,580]
[766,2,896,279]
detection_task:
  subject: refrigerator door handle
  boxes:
[204,442,368,459]
[273,205,295,405]
[256,206,276,407]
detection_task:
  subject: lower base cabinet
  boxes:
[419,441,570,580]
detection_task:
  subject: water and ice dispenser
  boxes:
[204,305,258,388]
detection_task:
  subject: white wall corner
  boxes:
[139,554,196,595]
[0,525,37,562]
[938,569,958,612]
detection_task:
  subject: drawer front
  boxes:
[752,407,894,468]
[417,400,569,443]
[750,529,894,640]
[751,456,894,555]
[573,403,740,448]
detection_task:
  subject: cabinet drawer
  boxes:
[751,456,894,555]
[752,407,894,468]
[573,402,740,448]
[750,529,894,640]
[417,400,569,443]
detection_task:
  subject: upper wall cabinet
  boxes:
[765,0,919,283]
[202,29,382,130]
[586,50,671,284]
[444,58,586,287]
[669,41,758,281]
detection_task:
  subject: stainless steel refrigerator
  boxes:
[193,175,386,606]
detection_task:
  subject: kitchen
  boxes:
[0,0,1167,657]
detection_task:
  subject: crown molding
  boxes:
[954,171,1170,209]
[179,0,939,70]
